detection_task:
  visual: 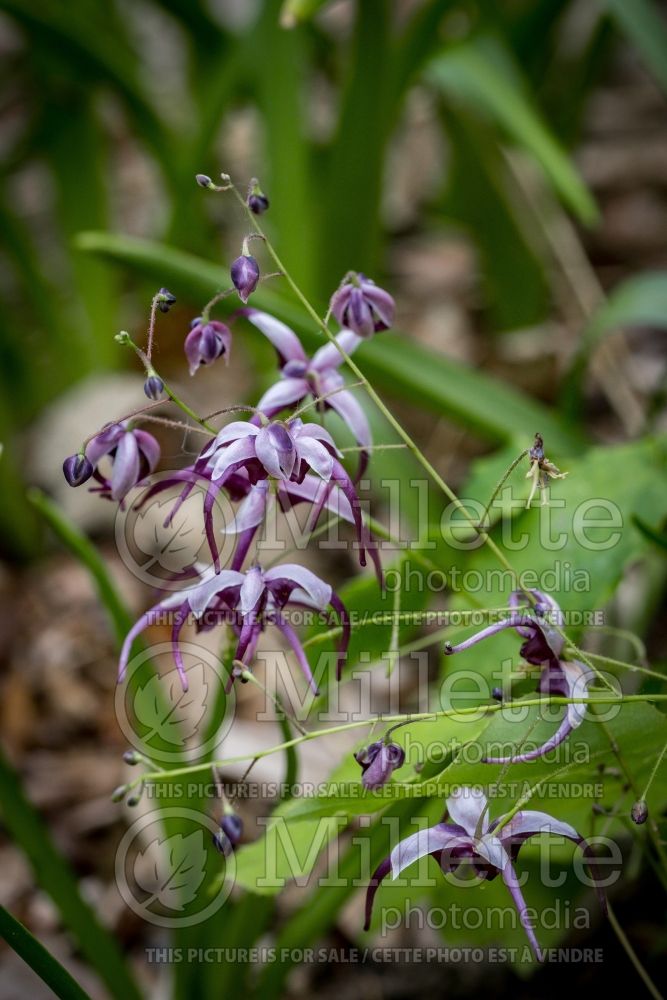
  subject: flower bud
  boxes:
[213,813,243,856]
[492,687,503,701]
[631,799,648,825]
[231,255,260,303]
[143,374,165,400]
[123,750,143,765]
[184,319,232,375]
[355,740,405,790]
[63,453,94,487]
[329,272,395,338]
[111,785,128,802]
[247,179,269,215]
[196,174,213,188]
[157,288,176,313]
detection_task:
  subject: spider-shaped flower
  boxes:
[445,589,592,763]
[365,786,606,961]
[118,563,349,694]
[68,422,160,503]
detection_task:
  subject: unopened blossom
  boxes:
[329,272,395,338]
[364,786,606,960]
[157,288,176,313]
[143,374,164,400]
[239,309,371,476]
[355,741,405,790]
[213,813,243,856]
[184,318,232,375]
[631,800,648,825]
[247,179,269,215]
[62,453,93,487]
[526,433,568,507]
[118,563,349,693]
[444,589,592,763]
[78,422,160,502]
[231,255,260,303]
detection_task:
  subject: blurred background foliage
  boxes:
[2,1,667,998]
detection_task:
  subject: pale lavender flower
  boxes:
[231,255,260,303]
[329,272,395,338]
[118,563,349,693]
[364,786,606,960]
[82,422,160,502]
[444,590,592,763]
[355,741,405,789]
[184,319,232,375]
[239,308,371,476]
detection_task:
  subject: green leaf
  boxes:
[279,0,331,27]
[0,746,141,1000]
[75,230,583,450]
[427,35,598,223]
[0,906,92,1000]
[562,271,667,415]
[604,0,667,95]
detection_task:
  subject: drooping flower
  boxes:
[63,453,94,487]
[355,741,405,790]
[247,178,269,215]
[526,433,568,508]
[329,272,395,338]
[231,255,260,303]
[364,786,606,960]
[118,562,349,693]
[81,422,160,503]
[239,309,371,476]
[444,589,592,763]
[184,318,232,375]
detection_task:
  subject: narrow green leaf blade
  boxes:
[0,906,92,1000]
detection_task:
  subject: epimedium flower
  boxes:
[184,318,232,375]
[64,422,160,503]
[444,589,593,763]
[231,254,260,303]
[364,786,606,961]
[354,741,405,790]
[239,308,371,477]
[526,433,568,508]
[118,562,349,694]
[329,271,395,338]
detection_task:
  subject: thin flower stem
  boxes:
[227,181,528,600]
[339,443,408,453]
[639,736,667,802]
[80,399,166,449]
[146,291,161,360]
[201,287,235,322]
[130,414,209,436]
[607,903,664,1000]
[476,449,529,530]
[121,693,667,794]
[574,649,666,684]
[289,381,365,421]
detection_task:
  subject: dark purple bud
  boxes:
[231,255,260,303]
[213,813,243,856]
[123,750,142,765]
[530,433,544,463]
[63,453,94,487]
[492,687,503,701]
[355,741,405,790]
[631,800,648,825]
[157,287,176,313]
[143,374,165,400]
[444,642,454,655]
[329,272,395,338]
[196,174,213,188]
[247,178,269,215]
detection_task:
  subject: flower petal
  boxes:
[226,482,271,534]
[310,330,363,371]
[498,810,580,849]
[501,861,543,962]
[210,436,258,482]
[296,437,334,481]
[320,378,371,448]
[446,786,489,837]
[273,615,319,694]
[239,308,307,365]
[110,432,140,501]
[390,823,468,879]
[185,570,246,618]
[256,378,308,416]
[133,429,161,472]
[239,567,266,615]
[263,563,332,608]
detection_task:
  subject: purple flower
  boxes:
[184,319,232,375]
[239,308,371,477]
[231,255,260,303]
[329,272,395,338]
[118,562,349,693]
[201,417,380,579]
[247,179,269,215]
[63,453,94,487]
[143,374,165,400]
[83,422,160,502]
[444,590,592,763]
[355,741,405,789]
[364,786,606,960]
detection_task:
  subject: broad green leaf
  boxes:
[427,36,597,223]
[605,0,667,95]
[563,271,667,414]
[75,230,583,450]
[0,906,91,1000]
